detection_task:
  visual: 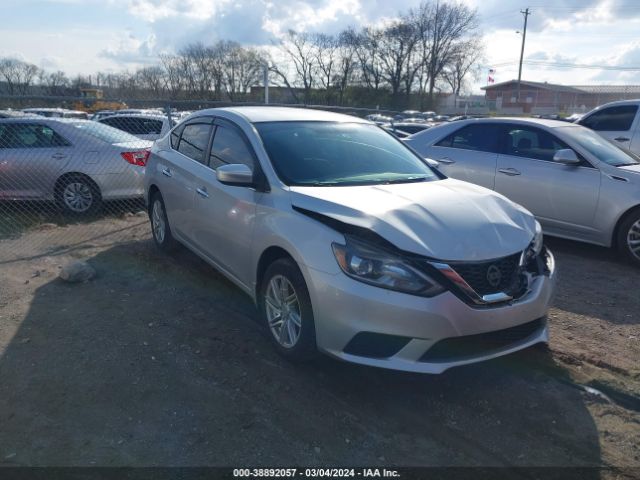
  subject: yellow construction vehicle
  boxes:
[73,88,128,114]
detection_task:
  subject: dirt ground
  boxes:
[0,213,638,476]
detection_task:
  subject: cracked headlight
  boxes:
[332,238,445,297]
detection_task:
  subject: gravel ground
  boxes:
[0,214,638,476]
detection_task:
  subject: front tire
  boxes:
[259,258,317,361]
[149,192,178,252]
[617,209,640,266]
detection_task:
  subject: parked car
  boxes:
[0,110,39,119]
[97,114,175,141]
[91,110,116,121]
[578,100,640,155]
[145,107,555,373]
[365,114,394,125]
[0,119,151,214]
[21,108,89,119]
[405,118,640,264]
[381,126,411,138]
[388,122,432,135]
[401,110,422,118]
[565,113,583,123]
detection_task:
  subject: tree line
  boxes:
[0,1,483,110]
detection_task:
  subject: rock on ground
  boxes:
[58,261,95,283]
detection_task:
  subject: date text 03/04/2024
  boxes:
[233,468,401,478]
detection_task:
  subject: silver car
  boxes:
[0,118,151,214]
[144,107,556,374]
[405,118,640,265]
[98,114,175,141]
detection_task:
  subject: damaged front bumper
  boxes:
[305,248,556,374]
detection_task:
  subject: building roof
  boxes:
[481,80,580,93]
[482,79,640,95]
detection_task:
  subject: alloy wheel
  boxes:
[152,199,166,244]
[627,219,640,261]
[63,182,93,213]
[265,274,302,348]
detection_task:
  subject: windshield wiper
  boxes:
[382,176,430,184]
[615,162,639,167]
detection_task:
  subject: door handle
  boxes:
[438,157,456,164]
[498,168,521,176]
[614,137,630,142]
[196,187,209,198]
[162,168,172,178]
[51,153,67,159]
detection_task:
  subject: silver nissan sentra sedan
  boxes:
[144,107,556,374]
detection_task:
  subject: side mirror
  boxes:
[553,149,580,165]
[425,158,440,169]
[216,164,254,187]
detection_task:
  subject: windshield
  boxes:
[559,125,639,166]
[69,121,141,144]
[255,121,439,186]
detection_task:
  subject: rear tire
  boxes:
[259,258,317,362]
[55,174,101,216]
[149,192,178,252]
[616,209,640,267]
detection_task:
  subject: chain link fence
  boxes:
[0,96,403,263]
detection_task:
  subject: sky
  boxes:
[1,0,640,93]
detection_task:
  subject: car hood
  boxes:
[618,164,640,176]
[289,179,536,262]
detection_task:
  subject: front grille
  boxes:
[450,252,521,296]
[419,317,546,362]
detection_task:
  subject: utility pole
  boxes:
[263,63,269,105]
[517,7,531,104]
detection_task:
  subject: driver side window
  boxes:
[209,123,255,170]
[504,126,570,162]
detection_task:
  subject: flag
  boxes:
[487,68,495,84]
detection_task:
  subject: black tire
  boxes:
[259,258,317,361]
[616,208,640,267]
[55,174,101,216]
[149,192,178,252]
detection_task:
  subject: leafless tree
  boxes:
[441,37,484,96]
[422,1,479,103]
[276,30,316,103]
[334,29,358,105]
[222,43,264,101]
[0,58,41,95]
[353,27,385,91]
[39,70,70,96]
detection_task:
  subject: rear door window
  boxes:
[0,123,70,148]
[177,122,212,164]
[579,105,638,131]
[435,124,501,153]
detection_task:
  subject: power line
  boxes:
[486,60,640,71]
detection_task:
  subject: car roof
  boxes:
[196,106,369,124]
[0,117,89,124]
[454,117,573,129]
[99,113,169,121]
